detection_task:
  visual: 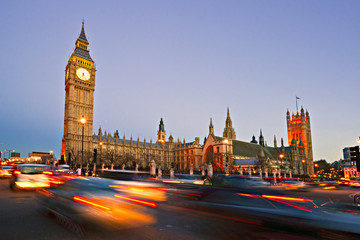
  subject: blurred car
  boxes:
[94,169,151,181]
[337,178,350,186]
[170,178,360,238]
[42,169,78,187]
[37,177,166,235]
[0,165,13,178]
[161,174,207,185]
[305,179,321,187]
[9,164,50,190]
[318,180,338,190]
[349,178,360,188]
[58,164,70,171]
[280,181,308,191]
[214,175,270,188]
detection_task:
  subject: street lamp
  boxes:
[302,159,306,181]
[223,139,229,174]
[80,116,86,169]
[99,141,103,171]
[279,154,284,173]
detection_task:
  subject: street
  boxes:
[1,178,360,240]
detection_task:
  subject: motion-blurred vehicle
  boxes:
[42,169,78,187]
[214,175,270,188]
[9,164,50,190]
[337,178,350,186]
[318,180,338,190]
[94,169,151,181]
[305,179,321,187]
[280,181,308,191]
[37,177,166,235]
[167,177,360,238]
[58,164,70,171]
[349,177,360,188]
[161,174,207,185]
[0,165,13,178]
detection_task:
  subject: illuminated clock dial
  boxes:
[76,68,90,81]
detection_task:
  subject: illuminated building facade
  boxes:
[62,24,314,176]
[61,22,96,164]
[286,107,314,175]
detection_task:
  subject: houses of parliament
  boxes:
[61,23,314,176]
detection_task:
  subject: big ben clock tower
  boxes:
[61,21,96,165]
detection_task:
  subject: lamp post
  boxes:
[223,139,229,175]
[80,116,86,169]
[99,141,103,171]
[314,163,318,176]
[302,159,306,181]
[279,154,284,174]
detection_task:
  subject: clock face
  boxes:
[76,68,90,81]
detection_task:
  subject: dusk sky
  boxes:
[1,1,359,162]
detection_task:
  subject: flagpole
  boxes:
[296,96,298,112]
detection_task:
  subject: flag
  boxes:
[296,96,300,100]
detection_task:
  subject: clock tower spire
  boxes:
[62,21,96,166]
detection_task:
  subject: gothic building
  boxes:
[61,21,95,164]
[202,108,314,175]
[61,23,314,175]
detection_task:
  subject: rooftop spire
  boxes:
[223,108,236,140]
[209,118,214,135]
[78,20,88,43]
[158,118,165,132]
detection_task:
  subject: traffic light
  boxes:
[349,146,360,172]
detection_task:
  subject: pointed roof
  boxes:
[78,20,89,43]
[159,118,165,132]
[291,135,297,145]
[71,21,93,62]
[299,136,304,147]
[250,135,258,144]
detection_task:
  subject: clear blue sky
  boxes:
[1,0,359,162]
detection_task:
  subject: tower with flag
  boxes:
[286,102,314,175]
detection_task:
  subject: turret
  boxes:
[98,126,102,137]
[259,130,264,146]
[250,135,258,144]
[209,118,214,135]
[300,106,305,121]
[169,134,174,143]
[274,135,277,148]
[306,109,310,123]
[114,130,119,139]
[286,109,290,122]
[223,108,236,140]
[291,135,297,149]
[157,118,166,143]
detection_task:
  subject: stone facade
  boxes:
[61,22,96,165]
[61,24,314,175]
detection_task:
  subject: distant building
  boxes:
[340,147,359,178]
[28,152,54,164]
[10,152,20,158]
[343,147,351,161]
